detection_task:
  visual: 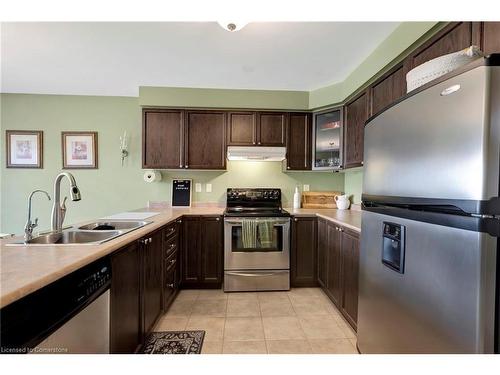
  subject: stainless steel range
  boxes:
[223,188,290,292]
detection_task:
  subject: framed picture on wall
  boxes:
[6,130,43,168]
[62,131,98,169]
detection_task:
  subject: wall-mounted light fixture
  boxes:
[120,131,129,166]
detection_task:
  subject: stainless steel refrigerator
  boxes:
[357,55,500,354]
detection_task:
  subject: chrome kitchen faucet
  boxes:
[51,172,81,232]
[24,190,51,242]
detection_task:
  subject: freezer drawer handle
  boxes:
[225,271,284,277]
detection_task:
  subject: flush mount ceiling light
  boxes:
[217,21,248,32]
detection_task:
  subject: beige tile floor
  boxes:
[153,287,358,354]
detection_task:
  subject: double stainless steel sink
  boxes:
[7,220,151,246]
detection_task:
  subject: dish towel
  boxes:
[242,219,258,248]
[258,220,274,248]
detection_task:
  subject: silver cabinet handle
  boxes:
[179,164,183,168]
[166,283,174,288]
[176,219,182,224]
[287,166,290,169]
[216,217,220,221]
[258,142,261,145]
[294,218,298,222]
[185,165,188,169]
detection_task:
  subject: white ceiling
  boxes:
[1,22,400,97]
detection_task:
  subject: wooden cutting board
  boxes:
[301,191,342,209]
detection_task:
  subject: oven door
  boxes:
[224,217,290,270]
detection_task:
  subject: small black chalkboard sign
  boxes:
[172,179,192,207]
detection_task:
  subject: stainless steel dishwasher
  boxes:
[0,257,111,354]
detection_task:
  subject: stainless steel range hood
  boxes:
[227,146,286,161]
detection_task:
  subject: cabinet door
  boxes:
[344,91,368,168]
[286,113,312,170]
[163,262,178,311]
[227,112,257,146]
[110,242,141,353]
[185,111,226,169]
[291,216,317,287]
[200,216,223,285]
[370,64,406,115]
[317,219,328,288]
[326,222,342,307]
[142,230,163,335]
[341,228,360,330]
[142,109,183,169]
[482,22,500,55]
[257,112,287,146]
[181,216,201,285]
[408,22,474,69]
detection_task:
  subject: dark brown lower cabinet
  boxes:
[340,228,360,329]
[110,242,141,354]
[317,218,328,288]
[291,216,318,287]
[163,222,181,311]
[141,229,163,335]
[325,222,342,307]
[181,216,223,288]
[110,228,165,353]
[316,218,360,330]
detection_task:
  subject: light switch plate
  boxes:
[303,184,310,192]
[206,183,212,193]
[195,183,202,192]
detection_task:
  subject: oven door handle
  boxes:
[225,271,286,277]
[224,220,290,226]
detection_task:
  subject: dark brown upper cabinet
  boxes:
[142,109,183,169]
[142,108,226,170]
[257,112,287,146]
[407,22,478,70]
[370,64,407,116]
[184,111,226,170]
[344,91,369,168]
[286,113,312,171]
[227,112,257,146]
[481,22,500,55]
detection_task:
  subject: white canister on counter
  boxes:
[293,186,301,209]
[335,194,351,210]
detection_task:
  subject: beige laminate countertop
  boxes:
[0,206,361,309]
[287,208,362,233]
[0,206,223,309]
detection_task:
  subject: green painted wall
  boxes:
[344,169,363,205]
[139,86,310,110]
[0,93,343,235]
[1,22,449,234]
[308,22,439,109]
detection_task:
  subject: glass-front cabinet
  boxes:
[313,107,343,170]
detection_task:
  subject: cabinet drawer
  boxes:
[165,249,178,274]
[164,235,178,259]
[164,222,178,240]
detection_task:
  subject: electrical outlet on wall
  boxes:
[303,184,310,192]
[206,183,212,193]
[195,183,202,193]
